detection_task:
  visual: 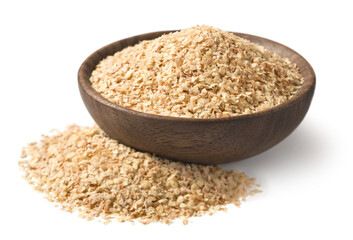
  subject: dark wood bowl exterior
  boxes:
[78,31,315,164]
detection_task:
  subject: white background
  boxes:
[1,0,352,239]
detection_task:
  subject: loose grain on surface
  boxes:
[19,125,259,224]
[90,25,303,118]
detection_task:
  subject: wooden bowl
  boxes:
[78,31,315,164]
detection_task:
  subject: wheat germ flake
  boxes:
[19,125,260,224]
[90,25,303,118]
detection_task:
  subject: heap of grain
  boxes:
[19,125,259,224]
[90,25,303,118]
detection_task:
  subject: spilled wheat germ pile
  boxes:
[90,25,303,118]
[19,125,259,224]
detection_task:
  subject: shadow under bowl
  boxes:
[78,31,315,164]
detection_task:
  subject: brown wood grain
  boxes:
[78,31,315,164]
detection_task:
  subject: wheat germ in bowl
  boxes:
[89,25,303,119]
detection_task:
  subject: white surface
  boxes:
[1,0,352,239]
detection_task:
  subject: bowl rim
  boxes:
[78,30,316,123]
